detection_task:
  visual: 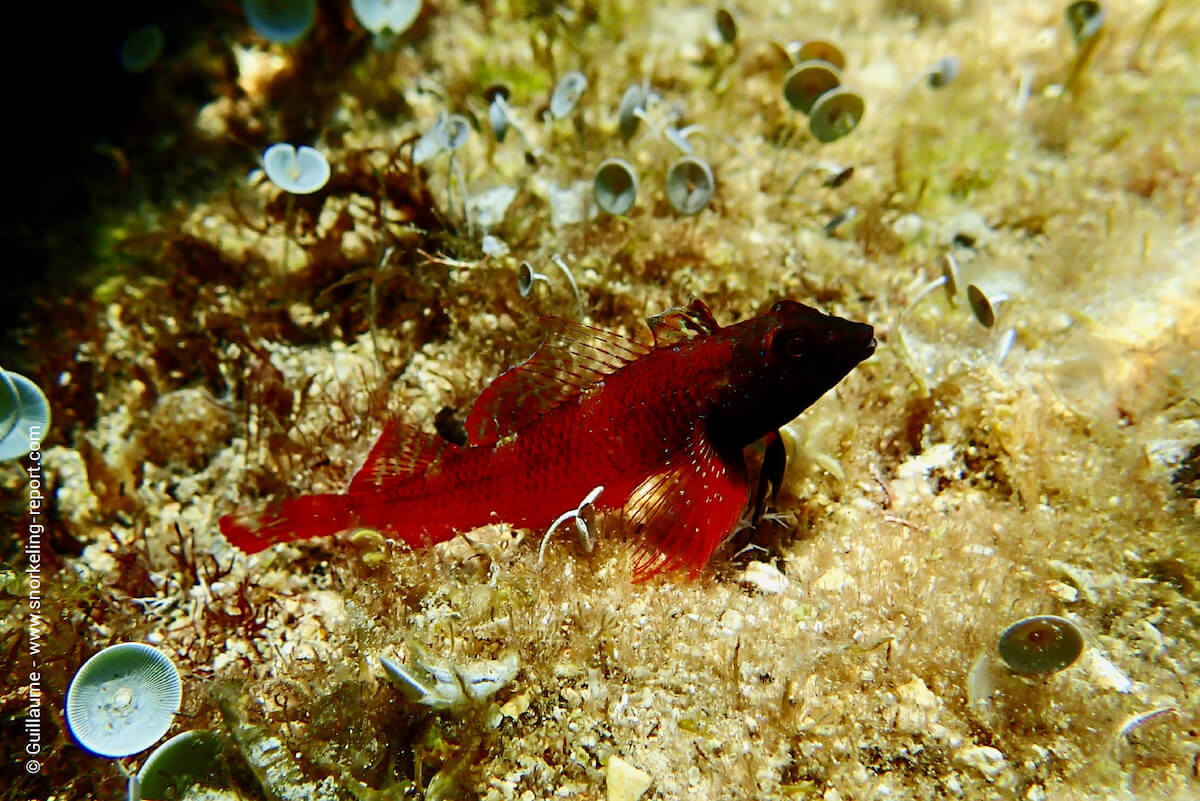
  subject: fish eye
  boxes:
[773,330,809,361]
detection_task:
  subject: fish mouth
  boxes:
[849,321,876,362]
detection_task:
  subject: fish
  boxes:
[219,299,875,579]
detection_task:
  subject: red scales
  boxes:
[220,299,875,579]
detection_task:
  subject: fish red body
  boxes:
[219,299,874,578]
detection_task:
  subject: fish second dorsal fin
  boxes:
[465,317,651,446]
[646,299,722,347]
[349,420,458,493]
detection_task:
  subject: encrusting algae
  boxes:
[2,1,1199,800]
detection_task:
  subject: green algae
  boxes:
[900,123,1013,203]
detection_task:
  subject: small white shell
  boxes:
[457,652,520,702]
[740,561,788,594]
[379,654,464,710]
[965,651,999,708]
[1084,649,1133,693]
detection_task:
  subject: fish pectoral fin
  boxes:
[348,420,457,493]
[623,431,749,580]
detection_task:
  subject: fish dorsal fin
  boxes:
[624,425,750,580]
[349,420,458,493]
[646,299,722,347]
[466,317,651,446]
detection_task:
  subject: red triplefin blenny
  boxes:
[220,299,875,578]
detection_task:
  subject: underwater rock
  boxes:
[143,387,234,467]
[893,677,942,734]
[606,756,653,801]
[546,180,594,227]
[955,745,1008,778]
[468,185,518,230]
[739,561,788,594]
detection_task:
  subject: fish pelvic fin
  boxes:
[750,430,787,525]
[219,494,356,554]
[623,426,749,581]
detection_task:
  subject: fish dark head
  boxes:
[764,299,875,393]
[709,299,874,448]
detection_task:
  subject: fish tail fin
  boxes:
[219,494,356,554]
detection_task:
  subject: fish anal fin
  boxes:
[465,317,650,446]
[348,420,456,494]
[646,299,722,347]
[623,428,749,580]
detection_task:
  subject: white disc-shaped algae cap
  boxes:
[351,0,421,36]
[244,0,316,45]
[998,615,1084,675]
[617,82,647,141]
[550,71,588,119]
[809,87,864,143]
[966,284,997,328]
[593,158,638,215]
[120,25,166,73]
[263,143,331,194]
[665,156,715,216]
[794,39,845,71]
[714,8,737,45]
[1065,1,1105,46]
[0,369,51,461]
[137,730,221,798]
[926,56,961,89]
[66,643,181,758]
[0,369,20,444]
[783,60,841,115]
[488,95,510,143]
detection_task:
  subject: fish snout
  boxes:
[852,320,876,361]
